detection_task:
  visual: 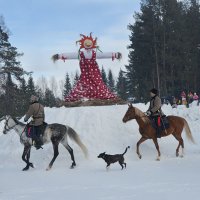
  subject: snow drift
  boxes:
[0,103,200,200]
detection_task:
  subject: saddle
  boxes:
[25,122,48,139]
[149,115,170,138]
[160,116,170,130]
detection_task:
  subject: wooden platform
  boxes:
[60,98,127,107]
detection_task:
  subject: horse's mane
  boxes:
[12,117,26,126]
[134,107,150,124]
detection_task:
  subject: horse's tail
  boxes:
[122,146,130,155]
[66,126,88,158]
[183,119,195,144]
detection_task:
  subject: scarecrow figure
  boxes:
[52,33,121,102]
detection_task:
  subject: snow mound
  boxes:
[0,104,200,200]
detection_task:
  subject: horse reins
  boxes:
[4,117,26,142]
[4,117,18,132]
[135,113,148,120]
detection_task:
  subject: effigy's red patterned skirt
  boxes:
[65,51,116,102]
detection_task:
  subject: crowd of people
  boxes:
[180,91,199,106]
[162,91,199,108]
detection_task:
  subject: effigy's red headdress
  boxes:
[76,32,97,49]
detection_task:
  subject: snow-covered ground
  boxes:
[0,103,200,200]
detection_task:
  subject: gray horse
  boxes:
[3,115,88,171]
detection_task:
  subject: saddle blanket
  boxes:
[25,122,47,138]
[151,116,170,131]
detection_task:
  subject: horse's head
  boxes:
[3,115,18,134]
[122,104,137,123]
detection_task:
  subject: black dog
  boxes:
[97,146,130,170]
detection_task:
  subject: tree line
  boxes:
[2,0,199,116]
[126,0,200,101]
[0,16,60,117]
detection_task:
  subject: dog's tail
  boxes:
[122,146,130,155]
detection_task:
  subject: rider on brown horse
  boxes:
[145,88,164,138]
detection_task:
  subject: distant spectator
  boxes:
[171,96,177,108]
[177,99,182,105]
[162,98,169,105]
[187,91,193,104]
[193,92,199,105]
[193,92,198,100]
[181,91,187,105]
[181,91,186,98]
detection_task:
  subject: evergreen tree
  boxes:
[4,73,17,115]
[0,16,28,116]
[27,76,35,97]
[184,0,200,92]
[17,77,29,116]
[107,69,115,92]
[0,72,5,95]
[116,69,128,100]
[73,71,79,87]
[101,66,108,85]
[63,73,72,97]
[126,0,200,101]
[0,17,26,82]
[160,0,186,96]
[35,86,45,105]
[126,0,158,101]
[43,88,56,107]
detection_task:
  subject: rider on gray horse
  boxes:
[24,95,45,149]
[145,88,164,138]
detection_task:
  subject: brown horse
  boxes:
[122,104,195,160]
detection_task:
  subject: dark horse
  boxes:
[3,115,88,171]
[122,104,195,160]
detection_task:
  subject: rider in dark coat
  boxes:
[24,95,45,149]
[146,88,164,138]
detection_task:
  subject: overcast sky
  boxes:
[1,0,140,83]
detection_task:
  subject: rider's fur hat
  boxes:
[150,88,158,95]
[30,95,39,103]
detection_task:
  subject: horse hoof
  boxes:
[70,163,76,169]
[29,163,34,168]
[156,157,160,161]
[138,155,142,159]
[180,155,184,158]
[22,166,29,171]
[46,166,51,171]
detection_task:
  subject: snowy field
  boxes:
[0,103,200,200]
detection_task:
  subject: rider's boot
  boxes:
[33,137,43,150]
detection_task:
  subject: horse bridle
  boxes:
[3,116,18,133]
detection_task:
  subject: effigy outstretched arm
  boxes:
[52,53,79,62]
[96,52,122,60]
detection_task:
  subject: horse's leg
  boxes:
[26,147,34,168]
[62,144,76,169]
[173,134,184,157]
[176,143,181,157]
[180,138,185,157]
[152,137,161,161]
[46,142,59,171]
[22,145,32,171]
[136,137,147,159]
